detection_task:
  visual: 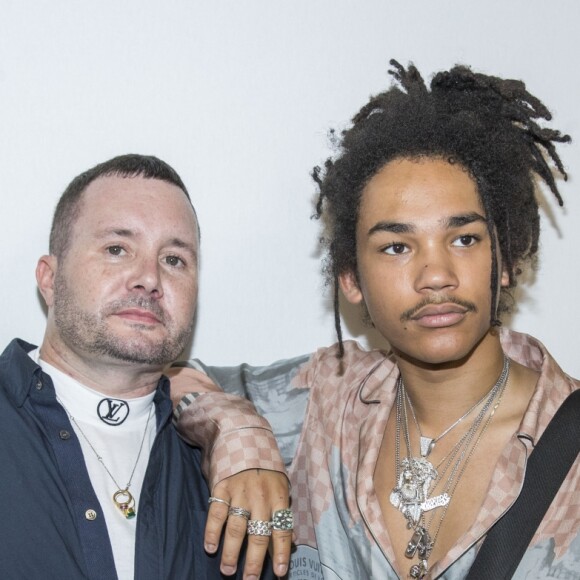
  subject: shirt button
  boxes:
[59,430,71,440]
[35,379,43,390]
[85,509,98,521]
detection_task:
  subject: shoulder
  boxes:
[0,339,40,406]
[501,328,578,387]
[295,340,395,392]
[503,328,580,443]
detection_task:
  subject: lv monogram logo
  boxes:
[97,398,130,425]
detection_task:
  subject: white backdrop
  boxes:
[1,0,579,376]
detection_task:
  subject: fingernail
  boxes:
[246,576,258,580]
[204,542,216,553]
[276,564,288,576]
[221,565,236,575]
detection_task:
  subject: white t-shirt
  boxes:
[29,349,157,580]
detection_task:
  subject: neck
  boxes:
[39,335,162,399]
[395,329,506,433]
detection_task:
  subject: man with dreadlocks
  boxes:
[171,60,579,579]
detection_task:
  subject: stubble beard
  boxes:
[52,273,193,366]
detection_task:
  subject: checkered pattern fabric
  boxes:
[174,329,578,577]
[288,329,579,577]
[176,391,285,490]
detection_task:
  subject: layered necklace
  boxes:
[389,357,510,579]
[58,397,154,519]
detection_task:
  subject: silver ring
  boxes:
[271,508,294,531]
[247,519,272,536]
[228,506,251,520]
[208,496,231,508]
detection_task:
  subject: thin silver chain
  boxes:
[394,356,508,480]
[393,356,511,576]
[58,397,153,492]
[404,371,500,447]
[408,356,510,474]
[426,377,508,547]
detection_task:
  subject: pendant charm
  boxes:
[420,437,435,457]
[113,489,136,519]
[409,560,428,579]
[405,526,432,559]
[390,458,437,525]
[421,492,451,513]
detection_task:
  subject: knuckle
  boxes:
[204,532,220,545]
[247,535,271,548]
[219,551,238,566]
[244,557,265,570]
[272,530,293,539]
[226,522,248,540]
[243,562,264,577]
[207,510,227,524]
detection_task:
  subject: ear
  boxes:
[36,255,58,308]
[338,270,364,305]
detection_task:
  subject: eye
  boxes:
[452,234,480,247]
[382,243,409,255]
[106,245,125,256]
[164,255,185,267]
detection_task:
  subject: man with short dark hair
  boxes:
[0,154,290,579]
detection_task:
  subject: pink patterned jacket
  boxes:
[177,329,579,579]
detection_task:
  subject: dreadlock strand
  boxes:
[333,274,344,358]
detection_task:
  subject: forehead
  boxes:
[359,157,484,226]
[74,175,199,242]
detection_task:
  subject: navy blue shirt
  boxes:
[0,339,239,579]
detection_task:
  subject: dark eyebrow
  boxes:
[95,228,134,239]
[368,222,414,236]
[367,212,487,237]
[169,238,197,257]
[445,212,487,228]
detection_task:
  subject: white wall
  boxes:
[1,0,579,376]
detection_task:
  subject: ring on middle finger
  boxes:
[228,506,251,520]
[247,519,272,536]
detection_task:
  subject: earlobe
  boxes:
[338,271,364,305]
[36,255,58,307]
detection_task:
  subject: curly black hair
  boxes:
[313,60,571,356]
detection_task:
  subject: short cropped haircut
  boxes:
[49,154,195,259]
[313,60,571,355]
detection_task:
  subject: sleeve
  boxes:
[172,354,312,491]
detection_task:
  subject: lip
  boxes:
[410,303,468,328]
[113,308,162,325]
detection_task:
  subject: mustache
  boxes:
[104,296,165,322]
[400,295,478,322]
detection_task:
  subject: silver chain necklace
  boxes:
[58,397,154,519]
[404,378,496,458]
[389,357,510,579]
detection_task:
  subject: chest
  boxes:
[373,408,515,577]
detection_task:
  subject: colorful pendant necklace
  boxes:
[58,397,153,519]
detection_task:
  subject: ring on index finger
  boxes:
[228,506,251,520]
[271,508,294,531]
[208,496,231,508]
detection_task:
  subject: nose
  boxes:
[413,247,459,293]
[127,255,164,298]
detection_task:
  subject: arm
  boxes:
[168,355,310,579]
